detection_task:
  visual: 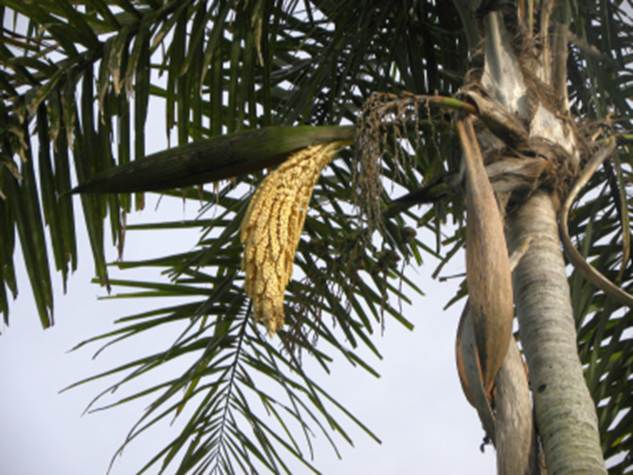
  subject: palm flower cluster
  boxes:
[240,142,346,334]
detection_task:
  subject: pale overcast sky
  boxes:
[0,100,496,475]
[0,195,495,474]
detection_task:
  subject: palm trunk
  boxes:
[508,191,605,474]
[495,338,541,475]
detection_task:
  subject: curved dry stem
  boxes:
[560,136,633,307]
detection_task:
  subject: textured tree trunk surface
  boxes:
[509,192,606,474]
[495,338,541,475]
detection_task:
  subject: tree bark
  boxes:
[508,191,606,474]
[495,338,541,475]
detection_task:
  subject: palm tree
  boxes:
[1,1,632,473]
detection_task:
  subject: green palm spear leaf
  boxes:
[71,125,354,193]
[1,0,633,473]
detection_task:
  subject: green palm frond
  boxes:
[0,0,468,327]
[62,151,432,472]
[561,1,633,470]
[569,160,633,469]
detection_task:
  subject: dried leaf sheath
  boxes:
[456,116,514,394]
[240,142,346,334]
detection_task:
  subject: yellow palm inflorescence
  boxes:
[240,142,346,334]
